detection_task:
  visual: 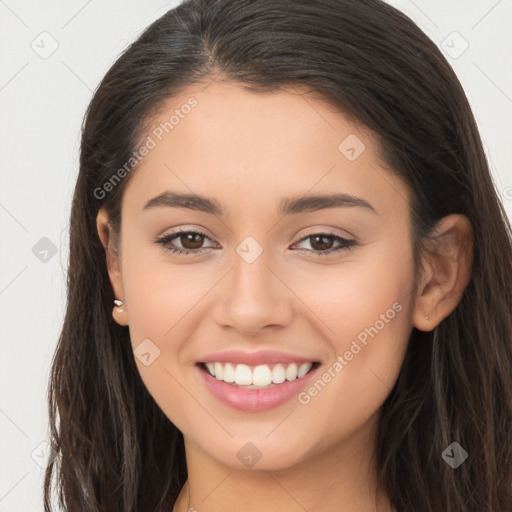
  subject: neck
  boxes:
[172,413,395,512]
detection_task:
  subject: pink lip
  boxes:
[198,349,318,366]
[197,362,320,412]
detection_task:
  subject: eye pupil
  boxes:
[311,235,334,251]
[182,233,204,249]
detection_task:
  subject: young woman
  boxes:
[44,1,512,511]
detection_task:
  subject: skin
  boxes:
[97,80,473,512]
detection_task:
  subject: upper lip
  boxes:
[198,349,319,366]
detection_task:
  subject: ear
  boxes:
[96,207,128,326]
[412,214,473,331]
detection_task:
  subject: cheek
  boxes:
[292,240,413,347]
[291,242,414,428]
[118,238,231,430]
[120,233,213,344]
[119,264,199,432]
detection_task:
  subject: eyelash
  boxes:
[154,227,357,257]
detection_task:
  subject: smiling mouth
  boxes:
[197,361,321,389]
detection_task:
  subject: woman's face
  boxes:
[102,81,421,471]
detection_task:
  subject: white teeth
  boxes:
[204,361,314,387]
[214,362,224,380]
[285,363,298,381]
[297,363,311,378]
[252,365,272,387]
[234,364,253,385]
[223,362,235,383]
[271,364,286,384]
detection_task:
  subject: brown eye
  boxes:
[155,229,215,255]
[309,234,336,251]
[293,232,357,256]
[179,232,205,250]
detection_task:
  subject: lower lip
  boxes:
[197,364,319,412]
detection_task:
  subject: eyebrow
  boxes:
[143,191,378,216]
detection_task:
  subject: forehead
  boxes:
[122,81,410,221]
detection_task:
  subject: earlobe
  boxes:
[96,207,128,326]
[412,214,473,332]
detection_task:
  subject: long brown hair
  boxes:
[44,1,512,510]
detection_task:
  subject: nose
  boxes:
[211,249,294,336]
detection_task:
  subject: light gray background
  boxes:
[0,1,511,510]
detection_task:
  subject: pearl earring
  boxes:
[113,299,125,313]
[112,299,128,326]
